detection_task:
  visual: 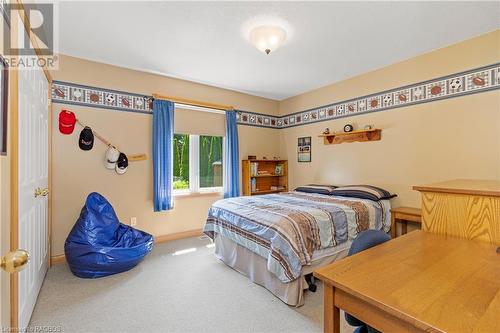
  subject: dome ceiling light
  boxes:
[249,25,287,55]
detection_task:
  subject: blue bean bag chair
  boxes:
[65,192,154,278]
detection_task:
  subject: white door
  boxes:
[17,60,49,328]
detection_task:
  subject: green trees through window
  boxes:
[173,134,223,191]
[200,135,223,188]
[173,134,190,189]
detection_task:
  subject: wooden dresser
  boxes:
[413,179,500,245]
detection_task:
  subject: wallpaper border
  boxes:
[273,62,500,129]
[51,62,500,129]
[52,80,154,115]
[51,80,280,127]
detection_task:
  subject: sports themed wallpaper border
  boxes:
[52,81,154,115]
[52,62,500,129]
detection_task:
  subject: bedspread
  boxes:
[204,191,391,283]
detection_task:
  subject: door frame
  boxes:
[9,1,53,328]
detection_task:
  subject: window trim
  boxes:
[173,134,225,196]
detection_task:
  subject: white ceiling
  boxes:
[58,1,500,100]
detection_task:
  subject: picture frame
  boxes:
[275,164,283,176]
[0,55,8,155]
[297,136,311,162]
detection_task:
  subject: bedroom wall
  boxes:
[50,55,280,256]
[279,30,500,208]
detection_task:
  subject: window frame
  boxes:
[173,134,225,196]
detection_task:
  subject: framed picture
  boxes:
[297,136,311,162]
[275,164,283,176]
[0,55,8,155]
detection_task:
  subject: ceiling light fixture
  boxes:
[249,25,287,55]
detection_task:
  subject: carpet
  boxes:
[29,237,353,333]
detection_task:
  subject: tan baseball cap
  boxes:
[105,146,120,169]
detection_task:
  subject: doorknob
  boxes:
[34,187,49,198]
[0,250,30,273]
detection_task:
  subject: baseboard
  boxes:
[50,254,66,265]
[50,228,204,265]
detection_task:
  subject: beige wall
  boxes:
[55,55,279,116]
[50,56,280,256]
[279,30,500,208]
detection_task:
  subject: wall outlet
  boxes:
[130,217,137,227]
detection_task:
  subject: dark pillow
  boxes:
[331,185,396,201]
[294,184,337,195]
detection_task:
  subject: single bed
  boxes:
[204,190,392,306]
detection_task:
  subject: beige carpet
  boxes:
[29,237,353,333]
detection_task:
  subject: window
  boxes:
[173,134,190,190]
[173,134,224,194]
[199,135,223,188]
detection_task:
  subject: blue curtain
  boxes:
[224,110,240,198]
[153,100,174,211]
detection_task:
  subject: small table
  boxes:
[314,231,500,333]
[390,206,421,238]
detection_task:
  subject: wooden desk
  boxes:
[314,231,500,333]
[413,179,500,245]
[390,207,422,238]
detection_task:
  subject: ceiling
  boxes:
[58,1,500,100]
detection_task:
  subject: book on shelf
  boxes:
[250,162,258,176]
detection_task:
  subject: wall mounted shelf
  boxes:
[318,129,381,145]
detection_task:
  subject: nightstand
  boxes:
[390,207,422,238]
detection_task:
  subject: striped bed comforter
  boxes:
[204,191,391,283]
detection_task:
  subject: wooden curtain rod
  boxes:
[152,93,234,111]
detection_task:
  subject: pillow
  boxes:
[294,184,337,195]
[331,185,396,201]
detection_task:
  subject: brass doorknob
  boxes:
[1,250,30,273]
[34,187,49,198]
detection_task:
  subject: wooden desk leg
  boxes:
[324,283,340,333]
[391,215,396,238]
[402,221,408,235]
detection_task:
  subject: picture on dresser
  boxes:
[298,136,311,162]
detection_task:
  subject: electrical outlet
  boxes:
[130,217,137,227]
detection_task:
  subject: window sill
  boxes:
[173,191,223,199]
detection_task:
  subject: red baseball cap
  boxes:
[59,110,76,135]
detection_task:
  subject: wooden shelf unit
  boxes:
[319,129,381,145]
[242,160,288,196]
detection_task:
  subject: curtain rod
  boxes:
[152,93,234,111]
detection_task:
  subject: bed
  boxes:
[203,190,392,306]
